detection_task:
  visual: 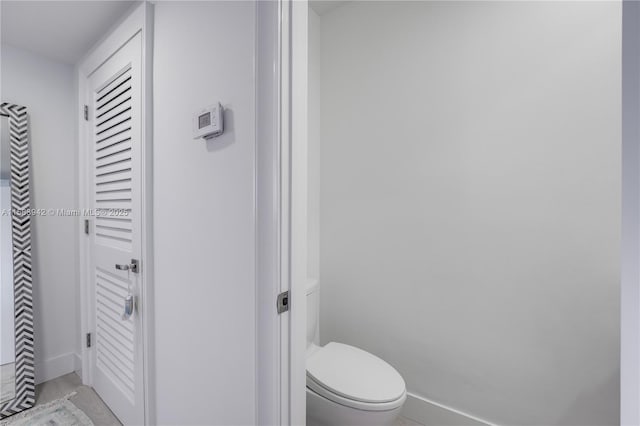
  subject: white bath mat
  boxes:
[0,392,94,426]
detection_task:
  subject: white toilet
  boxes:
[306,280,407,426]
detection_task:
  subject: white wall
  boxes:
[0,44,79,383]
[152,2,256,424]
[622,1,640,424]
[308,8,321,281]
[316,2,621,425]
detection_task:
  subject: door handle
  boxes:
[122,294,135,320]
[115,259,139,273]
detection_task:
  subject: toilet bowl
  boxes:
[306,280,406,426]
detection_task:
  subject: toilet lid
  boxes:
[306,342,406,405]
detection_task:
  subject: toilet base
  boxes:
[306,387,404,426]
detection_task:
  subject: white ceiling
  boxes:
[1,1,136,65]
[310,1,349,16]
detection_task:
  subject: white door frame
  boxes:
[256,0,308,424]
[77,3,154,425]
[289,1,309,424]
[255,0,285,424]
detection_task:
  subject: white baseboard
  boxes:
[73,353,82,380]
[402,392,497,426]
[34,352,78,384]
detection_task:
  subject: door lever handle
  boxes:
[115,259,139,273]
[122,294,135,320]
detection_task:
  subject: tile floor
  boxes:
[27,372,421,426]
[35,372,121,425]
[394,415,425,426]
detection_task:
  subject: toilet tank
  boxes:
[307,279,320,348]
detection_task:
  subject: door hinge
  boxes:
[86,332,92,348]
[84,105,89,121]
[277,291,289,314]
[84,219,90,235]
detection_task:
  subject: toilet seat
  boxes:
[306,342,406,411]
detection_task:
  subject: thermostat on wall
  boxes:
[193,103,224,140]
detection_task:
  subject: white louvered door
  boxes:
[87,32,144,426]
